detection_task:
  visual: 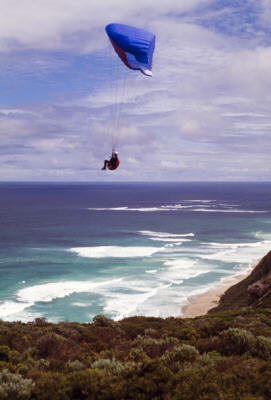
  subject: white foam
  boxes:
[0,300,30,318]
[3,307,44,323]
[182,200,214,203]
[89,205,194,212]
[164,259,196,269]
[69,246,162,258]
[103,282,172,320]
[201,240,271,264]
[88,206,169,212]
[191,208,266,213]
[0,278,123,320]
[133,208,167,212]
[88,207,129,211]
[160,204,193,209]
[148,238,191,243]
[72,302,93,307]
[139,230,194,238]
[255,232,271,240]
[204,241,267,249]
[88,204,267,213]
[88,237,270,317]
[161,258,206,281]
[17,278,123,304]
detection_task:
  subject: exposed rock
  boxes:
[248,274,271,300]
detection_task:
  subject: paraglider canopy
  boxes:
[105,23,155,76]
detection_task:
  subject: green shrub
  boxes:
[93,315,116,327]
[162,344,199,369]
[67,359,85,371]
[133,335,179,358]
[252,336,271,360]
[130,347,149,362]
[36,333,64,358]
[67,369,114,399]
[179,327,198,340]
[144,328,157,337]
[33,372,68,400]
[0,369,33,400]
[34,317,48,327]
[197,351,220,367]
[214,328,256,356]
[91,358,136,376]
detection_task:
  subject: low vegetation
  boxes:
[1,309,271,399]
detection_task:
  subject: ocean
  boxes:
[0,182,271,323]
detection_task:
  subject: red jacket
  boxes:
[108,157,119,170]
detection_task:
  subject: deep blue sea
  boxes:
[0,182,271,323]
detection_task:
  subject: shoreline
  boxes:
[181,272,250,318]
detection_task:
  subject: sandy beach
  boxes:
[181,272,250,318]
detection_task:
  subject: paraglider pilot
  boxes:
[101,152,119,171]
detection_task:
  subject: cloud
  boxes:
[228,47,271,96]
[0,0,211,52]
[0,0,270,181]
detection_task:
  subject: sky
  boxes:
[0,0,271,182]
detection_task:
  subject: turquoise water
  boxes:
[0,182,271,322]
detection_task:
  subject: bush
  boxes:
[179,327,198,340]
[197,351,222,368]
[67,359,85,371]
[0,369,33,400]
[34,318,48,327]
[162,344,199,370]
[144,328,157,337]
[130,347,149,362]
[252,336,271,360]
[133,335,179,358]
[67,369,114,399]
[32,372,68,400]
[91,358,136,376]
[93,315,116,328]
[36,333,64,358]
[214,328,256,356]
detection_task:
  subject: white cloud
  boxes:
[0,0,211,52]
[0,1,271,181]
[0,108,38,116]
[228,47,271,96]
[0,117,36,138]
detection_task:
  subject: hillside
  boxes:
[0,313,271,399]
[209,250,271,313]
[1,252,271,399]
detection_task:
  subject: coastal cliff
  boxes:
[209,250,271,313]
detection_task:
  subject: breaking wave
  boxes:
[88,201,267,213]
[69,246,163,258]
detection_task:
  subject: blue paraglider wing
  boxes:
[105,23,155,76]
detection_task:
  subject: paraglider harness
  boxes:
[102,153,119,171]
[108,154,119,170]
